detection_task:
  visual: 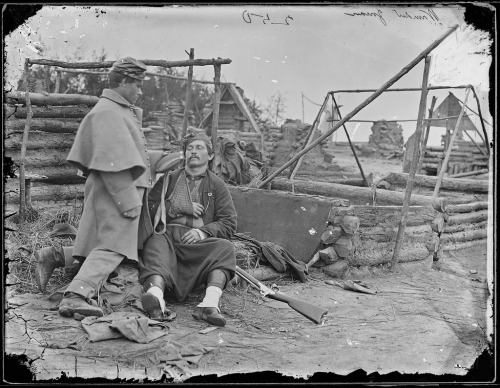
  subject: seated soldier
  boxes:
[139,133,237,327]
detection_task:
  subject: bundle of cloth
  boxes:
[213,137,265,185]
[231,233,308,282]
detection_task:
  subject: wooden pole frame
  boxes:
[329,84,490,153]
[390,55,432,270]
[19,60,34,223]
[211,64,222,169]
[330,95,369,186]
[433,87,472,197]
[28,58,231,69]
[54,67,236,86]
[181,48,194,139]
[288,93,330,179]
[416,96,438,174]
[19,54,229,217]
[257,24,459,189]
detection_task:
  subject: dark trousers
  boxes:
[138,225,235,302]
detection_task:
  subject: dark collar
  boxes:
[184,169,207,180]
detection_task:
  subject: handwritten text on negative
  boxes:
[242,10,294,26]
[344,9,441,26]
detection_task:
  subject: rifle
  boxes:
[235,266,328,324]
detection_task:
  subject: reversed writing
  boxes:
[242,10,294,25]
[343,8,441,26]
[344,9,386,26]
[393,8,441,25]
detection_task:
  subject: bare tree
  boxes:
[263,92,287,125]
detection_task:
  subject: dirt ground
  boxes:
[4,147,494,383]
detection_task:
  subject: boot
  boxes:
[141,275,166,320]
[192,306,226,327]
[34,246,65,292]
[58,292,103,318]
[192,269,228,326]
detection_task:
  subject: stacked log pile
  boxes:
[420,138,489,176]
[355,120,404,158]
[147,100,194,142]
[4,91,164,210]
[261,120,327,169]
[377,172,489,253]
[378,172,489,204]
[312,205,441,278]
[439,201,489,252]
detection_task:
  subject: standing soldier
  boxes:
[35,57,182,318]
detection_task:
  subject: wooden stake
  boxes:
[433,87,472,197]
[257,24,459,189]
[390,55,432,271]
[211,63,222,169]
[28,57,232,69]
[19,60,34,223]
[181,48,194,139]
[462,126,488,156]
[288,93,330,179]
[54,71,61,93]
[470,86,490,155]
[417,96,437,174]
[331,96,369,186]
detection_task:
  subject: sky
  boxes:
[4,4,494,146]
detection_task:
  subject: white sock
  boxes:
[147,286,165,313]
[197,286,222,312]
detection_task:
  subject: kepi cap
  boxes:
[110,57,148,81]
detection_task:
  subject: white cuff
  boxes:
[193,228,206,240]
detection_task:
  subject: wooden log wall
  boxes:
[311,205,440,276]
[4,92,165,210]
[260,120,327,169]
[438,201,489,252]
[420,138,489,176]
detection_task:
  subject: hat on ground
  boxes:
[49,223,78,238]
[110,57,148,81]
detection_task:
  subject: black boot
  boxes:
[192,269,228,327]
[34,246,65,292]
[141,275,166,320]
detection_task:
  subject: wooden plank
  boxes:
[6,92,99,106]
[443,220,487,234]
[13,105,92,118]
[271,178,447,212]
[329,205,437,228]
[5,118,81,134]
[381,172,489,193]
[440,228,488,243]
[228,186,349,262]
[4,132,75,150]
[5,148,69,167]
[227,84,261,134]
[447,210,489,225]
[5,180,85,204]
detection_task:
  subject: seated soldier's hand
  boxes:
[181,229,201,244]
[123,205,141,219]
[192,202,205,218]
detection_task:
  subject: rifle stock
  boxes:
[236,266,328,324]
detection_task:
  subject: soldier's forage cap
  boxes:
[110,57,148,81]
[182,132,213,154]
